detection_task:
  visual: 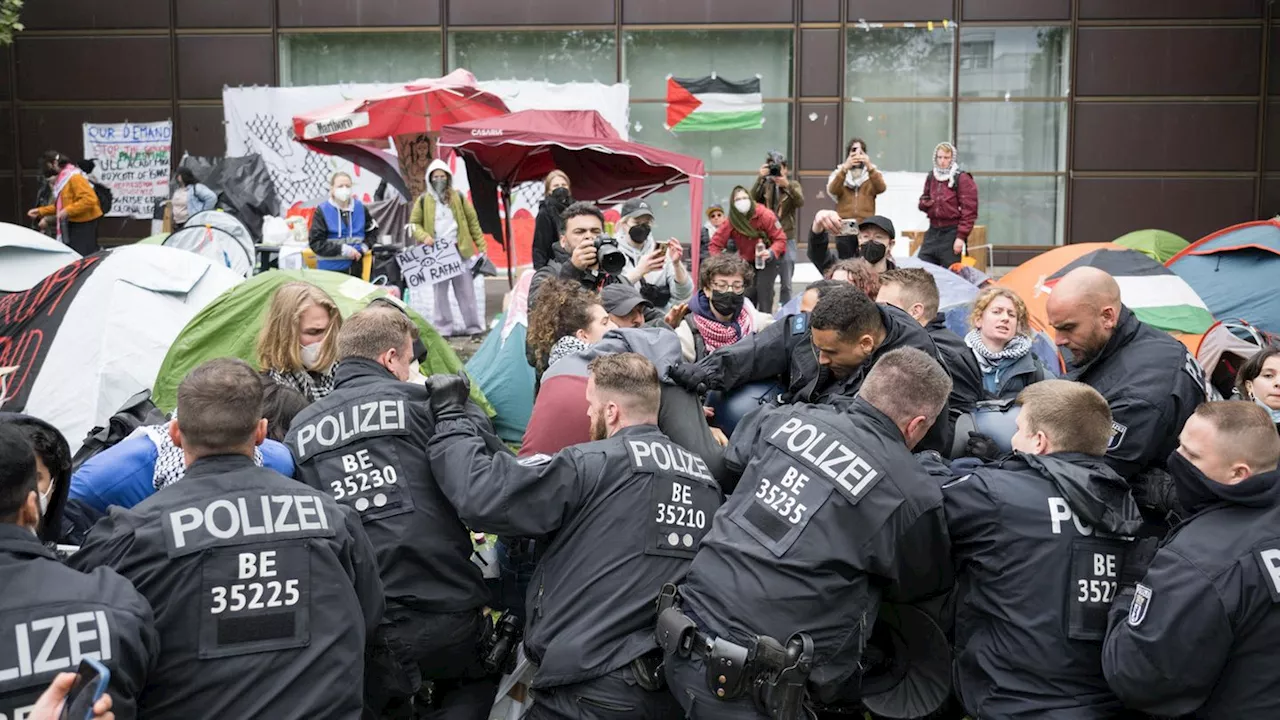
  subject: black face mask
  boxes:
[549,187,571,206]
[710,290,745,318]
[628,224,651,244]
[860,240,887,265]
[1167,451,1220,517]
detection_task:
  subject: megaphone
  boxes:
[949,398,1022,459]
[858,603,953,719]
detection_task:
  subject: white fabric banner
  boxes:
[224,80,631,212]
[82,121,173,219]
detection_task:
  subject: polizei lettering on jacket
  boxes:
[0,610,112,682]
[628,440,713,483]
[767,416,881,503]
[163,495,333,556]
[292,399,408,461]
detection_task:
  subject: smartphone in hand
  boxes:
[60,657,109,720]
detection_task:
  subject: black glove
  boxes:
[963,432,1002,462]
[1120,537,1160,587]
[668,362,718,394]
[425,371,471,422]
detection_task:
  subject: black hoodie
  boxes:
[943,451,1141,719]
[0,412,72,545]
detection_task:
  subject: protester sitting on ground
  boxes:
[309,171,377,276]
[68,375,298,530]
[0,413,72,546]
[27,150,103,256]
[408,159,487,337]
[676,254,774,362]
[710,185,788,313]
[533,169,573,270]
[1237,346,1280,430]
[614,198,693,312]
[601,283,653,329]
[526,278,617,379]
[958,287,1047,404]
[170,167,217,228]
[257,281,343,402]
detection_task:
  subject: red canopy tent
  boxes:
[438,109,707,280]
[291,69,509,199]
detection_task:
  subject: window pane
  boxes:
[628,102,791,173]
[623,30,793,99]
[615,173,760,245]
[448,31,616,84]
[846,28,954,98]
[958,102,1067,172]
[280,33,442,87]
[973,175,1065,246]
[959,27,1069,98]
[844,102,952,172]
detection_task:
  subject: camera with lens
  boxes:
[594,235,627,274]
[766,150,785,177]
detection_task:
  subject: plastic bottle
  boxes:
[755,240,767,270]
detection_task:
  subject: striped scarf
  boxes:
[691,297,756,353]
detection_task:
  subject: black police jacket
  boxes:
[943,452,1142,719]
[288,357,501,616]
[68,454,385,720]
[1103,467,1280,717]
[0,524,158,719]
[679,398,952,702]
[926,314,977,419]
[1065,306,1207,481]
[426,421,722,688]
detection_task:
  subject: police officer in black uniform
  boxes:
[424,353,722,718]
[1103,401,1280,717]
[69,358,384,719]
[286,306,505,720]
[660,347,954,718]
[669,283,950,453]
[938,380,1142,718]
[0,423,157,719]
[1045,267,1207,513]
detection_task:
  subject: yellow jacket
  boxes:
[38,173,103,223]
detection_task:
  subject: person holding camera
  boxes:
[751,152,804,307]
[614,198,693,313]
[827,138,886,229]
[529,201,624,308]
[710,186,788,314]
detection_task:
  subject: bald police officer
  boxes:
[69,358,384,719]
[941,380,1142,718]
[1,424,157,720]
[1103,401,1280,717]
[661,348,954,718]
[424,353,722,718]
[287,306,506,719]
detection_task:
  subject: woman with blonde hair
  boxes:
[956,286,1047,402]
[532,169,573,270]
[256,281,343,402]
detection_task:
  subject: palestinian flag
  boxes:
[1045,248,1214,335]
[665,75,763,132]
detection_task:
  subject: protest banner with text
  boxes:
[82,121,173,219]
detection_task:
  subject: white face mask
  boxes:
[734,199,751,214]
[38,485,52,516]
[300,342,323,370]
[333,187,352,204]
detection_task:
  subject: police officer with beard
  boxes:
[660,348,954,718]
[1103,401,1280,717]
[1045,267,1207,520]
[423,353,721,719]
[68,358,384,719]
[937,380,1143,718]
[669,283,950,454]
[286,306,506,719]
[0,424,157,719]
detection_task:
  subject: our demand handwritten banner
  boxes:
[82,121,173,219]
[395,240,465,289]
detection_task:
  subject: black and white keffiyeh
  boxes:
[143,421,265,491]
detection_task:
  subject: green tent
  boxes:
[137,233,168,246]
[1113,229,1188,264]
[153,268,493,414]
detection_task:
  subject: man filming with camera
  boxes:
[751,151,804,308]
[530,201,625,307]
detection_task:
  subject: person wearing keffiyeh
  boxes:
[953,286,1047,405]
[257,281,344,403]
[675,254,774,362]
[918,141,980,269]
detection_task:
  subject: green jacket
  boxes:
[408,191,487,259]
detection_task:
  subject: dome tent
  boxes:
[163,210,256,278]
[0,245,242,453]
[152,269,493,415]
[1113,229,1188,264]
[1167,218,1280,336]
[0,222,81,294]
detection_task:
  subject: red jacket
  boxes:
[919,172,979,241]
[710,204,788,262]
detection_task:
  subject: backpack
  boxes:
[89,178,113,214]
[70,388,167,472]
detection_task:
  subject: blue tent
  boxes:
[1167,219,1280,336]
[465,312,535,445]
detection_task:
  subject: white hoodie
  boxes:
[426,158,458,247]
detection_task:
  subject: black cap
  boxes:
[859,215,896,239]
[619,198,655,222]
[600,283,653,317]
